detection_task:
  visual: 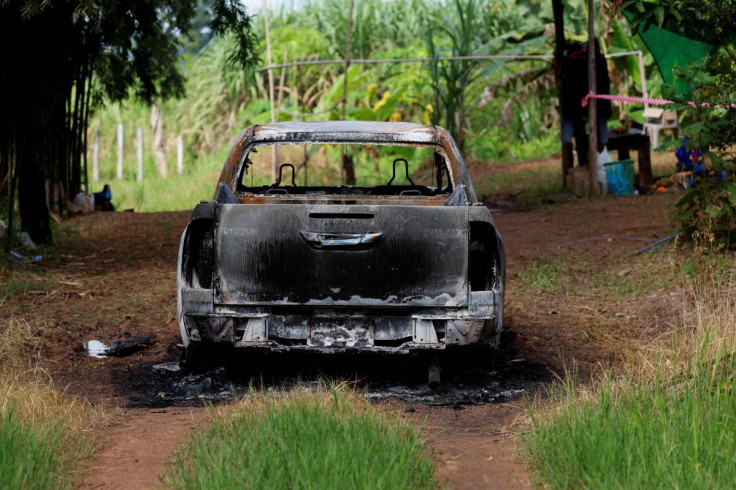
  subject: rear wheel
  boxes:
[181,344,203,373]
[181,343,225,373]
[181,343,237,373]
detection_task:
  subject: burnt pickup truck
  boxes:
[177,121,505,369]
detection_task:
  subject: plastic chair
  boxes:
[643,108,680,148]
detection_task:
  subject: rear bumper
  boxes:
[178,288,503,353]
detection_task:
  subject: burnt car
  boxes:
[177,121,505,369]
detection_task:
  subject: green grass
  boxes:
[512,256,570,295]
[0,258,60,300]
[0,318,116,489]
[472,161,565,206]
[0,408,78,489]
[102,148,566,212]
[1,275,36,298]
[106,169,221,212]
[165,387,436,489]
[511,249,673,299]
[96,143,435,212]
[524,245,736,489]
[525,349,736,489]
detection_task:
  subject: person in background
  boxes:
[93,184,115,211]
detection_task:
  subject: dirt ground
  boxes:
[1,182,684,488]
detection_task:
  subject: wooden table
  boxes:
[606,130,653,187]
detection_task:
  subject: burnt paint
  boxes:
[213,204,469,306]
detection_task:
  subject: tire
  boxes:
[181,343,206,373]
[182,343,236,373]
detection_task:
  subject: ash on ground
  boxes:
[117,340,550,409]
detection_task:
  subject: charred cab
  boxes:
[177,121,505,366]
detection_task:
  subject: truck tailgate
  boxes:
[213,204,468,307]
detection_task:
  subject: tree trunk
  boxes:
[553,0,574,187]
[456,102,466,152]
[587,0,599,195]
[341,0,356,186]
[151,104,167,178]
[177,134,184,175]
[18,134,51,244]
[342,153,355,186]
[92,130,99,181]
[136,127,144,182]
[117,123,124,179]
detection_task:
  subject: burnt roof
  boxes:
[250,121,442,145]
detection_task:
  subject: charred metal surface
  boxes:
[308,318,373,347]
[235,195,451,206]
[213,204,468,306]
[178,121,505,357]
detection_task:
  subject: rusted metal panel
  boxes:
[234,194,450,206]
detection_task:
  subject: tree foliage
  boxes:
[619,0,736,248]
[89,0,570,185]
[423,0,550,151]
[0,0,256,245]
[619,0,736,56]
[665,63,736,249]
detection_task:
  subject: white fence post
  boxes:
[92,130,99,182]
[136,127,143,182]
[117,123,124,180]
[151,104,168,178]
[177,134,184,175]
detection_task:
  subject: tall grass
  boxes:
[0,408,74,489]
[0,318,117,487]
[110,170,222,212]
[524,242,736,489]
[164,385,436,489]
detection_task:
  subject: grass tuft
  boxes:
[524,242,736,489]
[0,407,75,489]
[164,383,436,489]
[0,317,118,487]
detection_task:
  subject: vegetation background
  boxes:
[2,1,735,488]
[88,0,662,212]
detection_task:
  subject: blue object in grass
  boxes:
[93,184,115,211]
[675,137,719,187]
[604,159,635,195]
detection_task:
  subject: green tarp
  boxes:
[638,27,716,85]
[623,11,717,88]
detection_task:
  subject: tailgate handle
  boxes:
[300,231,382,250]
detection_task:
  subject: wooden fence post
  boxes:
[151,104,168,178]
[136,127,143,182]
[117,123,124,180]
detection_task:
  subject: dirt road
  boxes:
[1,191,680,488]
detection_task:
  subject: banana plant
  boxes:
[423,0,548,151]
